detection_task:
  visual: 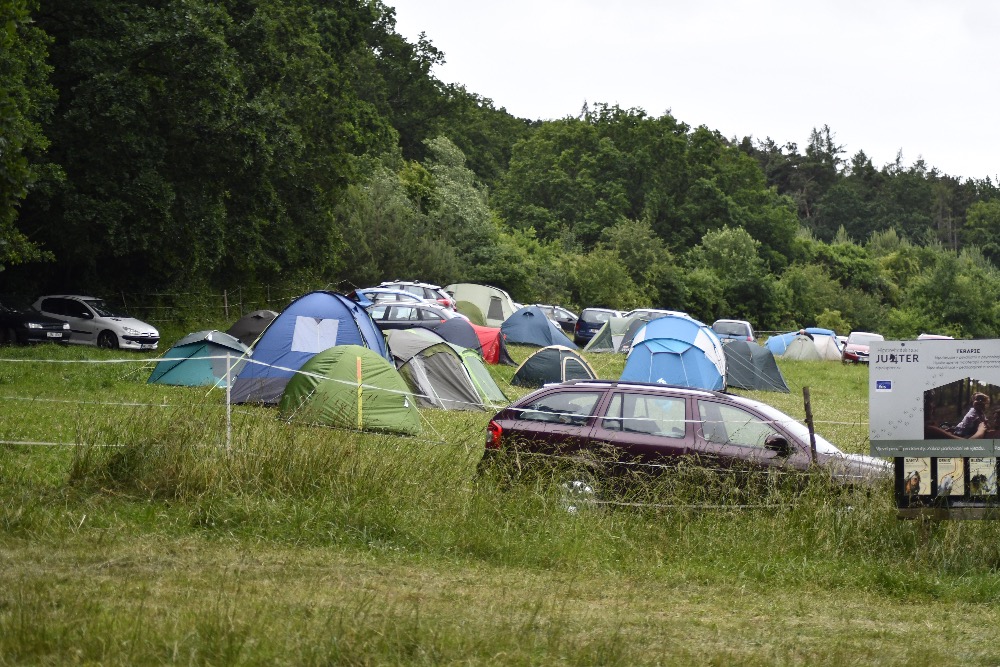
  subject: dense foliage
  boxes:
[2,0,1000,338]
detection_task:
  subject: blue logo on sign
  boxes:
[875,380,892,392]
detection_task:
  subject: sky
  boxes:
[387,0,1000,182]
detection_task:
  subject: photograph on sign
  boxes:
[902,457,931,496]
[969,458,997,496]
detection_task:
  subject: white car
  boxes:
[32,295,160,350]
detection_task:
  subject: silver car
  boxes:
[32,295,159,350]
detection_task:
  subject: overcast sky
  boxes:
[388,0,999,182]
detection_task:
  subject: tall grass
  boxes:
[5,342,1000,664]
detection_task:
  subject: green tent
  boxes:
[449,343,508,405]
[279,345,420,435]
[583,316,633,353]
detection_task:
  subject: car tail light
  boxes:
[486,420,503,450]
[746,335,752,341]
[437,298,449,307]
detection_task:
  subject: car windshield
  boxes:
[83,299,124,318]
[848,332,883,345]
[584,310,614,324]
[726,394,841,456]
[714,322,749,336]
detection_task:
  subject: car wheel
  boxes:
[97,330,119,349]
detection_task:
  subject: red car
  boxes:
[842,331,884,364]
[482,380,889,485]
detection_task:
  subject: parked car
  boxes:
[378,280,457,310]
[533,304,578,333]
[368,303,464,330]
[624,308,687,321]
[481,379,890,486]
[711,319,756,342]
[0,299,71,345]
[32,295,160,350]
[842,331,885,363]
[347,287,424,307]
[574,308,623,346]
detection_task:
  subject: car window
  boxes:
[369,305,388,319]
[516,391,603,425]
[713,321,749,337]
[582,310,612,324]
[696,400,778,447]
[390,306,419,321]
[65,299,92,318]
[418,307,442,320]
[601,393,687,437]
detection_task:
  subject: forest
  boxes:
[3,0,1000,338]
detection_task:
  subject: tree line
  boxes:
[3,0,1000,338]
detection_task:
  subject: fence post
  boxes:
[803,386,817,463]
[223,290,229,321]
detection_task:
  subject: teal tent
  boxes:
[148,331,249,387]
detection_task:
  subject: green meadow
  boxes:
[3,333,1000,666]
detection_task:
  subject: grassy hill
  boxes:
[3,338,1000,665]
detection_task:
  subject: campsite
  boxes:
[5,309,1000,666]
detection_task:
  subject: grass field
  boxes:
[4,330,1000,666]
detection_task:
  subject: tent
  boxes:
[781,335,823,361]
[419,317,483,355]
[722,340,790,393]
[385,329,486,411]
[501,306,578,349]
[444,283,518,327]
[765,327,839,356]
[470,323,516,365]
[583,314,651,353]
[449,343,507,405]
[148,330,250,387]
[511,345,597,388]
[230,291,388,405]
[226,310,277,347]
[278,345,420,435]
[620,314,727,390]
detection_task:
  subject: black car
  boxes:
[0,300,71,345]
[573,308,622,346]
[482,379,890,485]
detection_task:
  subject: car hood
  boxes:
[819,451,892,485]
[105,317,158,333]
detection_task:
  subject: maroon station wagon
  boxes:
[483,380,890,484]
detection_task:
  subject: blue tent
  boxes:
[148,330,250,387]
[620,314,726,390]
[501,306,577,348]
[765,327,838,356]
[230,291,388,405]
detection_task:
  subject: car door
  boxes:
[503,389,605,456]
[692,398,812,473]
[40,297,96,345]
[588,391,692,468]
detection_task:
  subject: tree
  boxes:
[0,0,56,270]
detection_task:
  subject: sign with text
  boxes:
[869,339,1000,457]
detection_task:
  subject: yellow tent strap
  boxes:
[356,355,363,430]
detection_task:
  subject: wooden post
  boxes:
[803,386,817,463]
[356,356,363,430]
[223,289,229,321]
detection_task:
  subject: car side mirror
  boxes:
[80,311,94,320]
[764,434,793,457]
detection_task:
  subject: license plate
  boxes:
[140,343,155,350]
[47,332,61,338]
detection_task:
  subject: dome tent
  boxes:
[511,345,597,388]
[279,345,420,435]
[501,306,577,348]
[226,310,277,347]
[148,330,250,387]
[620,314,726,391]
[231,291,388,405]
[385,329,485,411]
